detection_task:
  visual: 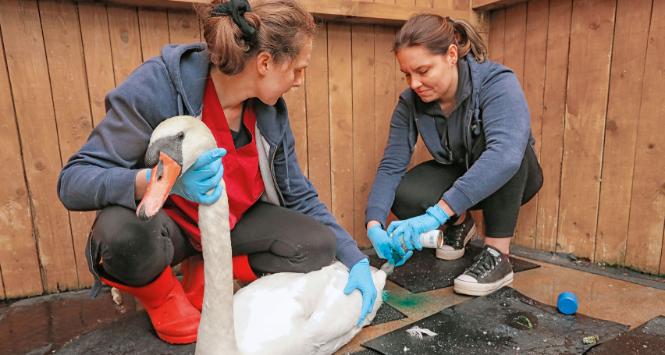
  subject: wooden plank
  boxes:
[0,0,78,292]
[107,0,471,23]
[0,10,43,298]
[327,23,354,235]
[488,9,505,63]
[416,0,433,8]
[78,2,116,127]
[535,0,572,252]
[168,9,200,45]
[502,2,526,246]
[595,0,652,265]
[107,5,143,84]
[304,26,332,209]
[282,80,308,175]
[374,26,395,169]
[138,7,170,60]
[513,0,547,249]
[352,24,375,246]
[40,0,97,288]
[473,0,528,11]
[625,0,665,274]
[557,0,616,259]
[502,3,526,84]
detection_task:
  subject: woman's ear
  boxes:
[447,44,458,65]
[256,51,272,76]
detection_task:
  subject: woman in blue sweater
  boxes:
[58,0,375,344]
[366,14,543,297]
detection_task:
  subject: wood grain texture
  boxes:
[138,7,170,60]
[0,7,42,298]
[40,0,96,287]
[513,0,548,248]
[557,0,616,259]
[107,5,142,84]
[78,2,116,127]
[327,23,355,234]
[625,0,665,273]
[535,0,572,252]
[305,27,332,209]
[488,9,505,62]
[352,24,375,245]
[168,9,200,44]
[595,0,652,265]
[0,0,78,292]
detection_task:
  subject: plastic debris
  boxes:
[406,326,438,339]
[583,335,599,345]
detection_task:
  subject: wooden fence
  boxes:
[0,0,476,299]
[1,0,663,299]
[496,0,665,275]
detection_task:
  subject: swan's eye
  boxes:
[177,132,185,140]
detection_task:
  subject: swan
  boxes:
[136,115,387,355]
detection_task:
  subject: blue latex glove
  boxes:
[147,148,226,205]
[367,225,411,267]
[387,204,450,256]
[343,258,377,327]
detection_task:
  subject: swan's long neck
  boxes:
[195,181,239,355]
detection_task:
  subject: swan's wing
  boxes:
[303,263,388,355]
[233,272,310,354]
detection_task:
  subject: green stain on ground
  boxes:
[383,290,425,309]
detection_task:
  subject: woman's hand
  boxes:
[387,204,450,255]
[343,258,377,327]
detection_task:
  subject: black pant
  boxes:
[392,145,543,237]
[87,201,336,286]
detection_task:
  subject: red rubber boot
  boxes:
[180,255,205,311]
[101,266,200,344]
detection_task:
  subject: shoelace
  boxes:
[466,250,499,278]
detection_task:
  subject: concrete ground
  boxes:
[1,255,664,354]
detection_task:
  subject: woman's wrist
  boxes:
[367,220,381,230]
[134,169,150,200]
[437,199,456,218]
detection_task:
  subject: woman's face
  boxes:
[256,38,312,105]
[396,44,458,103]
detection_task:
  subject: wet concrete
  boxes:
[0,288,139,354]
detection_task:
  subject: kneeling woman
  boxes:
[58,0,375,344]
[365,14,543,296]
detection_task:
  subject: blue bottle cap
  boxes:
[557,291,578,315]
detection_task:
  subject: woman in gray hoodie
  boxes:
[365,14,543,297]
[58,0,376,344]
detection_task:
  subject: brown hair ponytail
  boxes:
[196,0,316,75]
[394,14,487,63]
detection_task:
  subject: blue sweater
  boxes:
[57,43,366,269]
[365,55,533,226]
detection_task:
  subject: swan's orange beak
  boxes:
[136,151,182,221]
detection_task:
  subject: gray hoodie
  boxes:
[57,43,366,269]
[365,55,534,226]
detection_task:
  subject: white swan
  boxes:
[136,115,386,355]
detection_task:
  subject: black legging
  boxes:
[87,201,336,286]
[392,145,543,237]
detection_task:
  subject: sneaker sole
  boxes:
[453,271,514,297]
[435,224,477,261]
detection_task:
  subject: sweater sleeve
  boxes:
[442,69,531,214]
[57,59,179,211]
[364,94,415,227]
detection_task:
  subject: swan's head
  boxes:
[136,115,216,220]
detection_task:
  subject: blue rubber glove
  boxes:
[343,258,377,327]
[387,204,450,256]
[147,148,226,205]
[367,225,412,267]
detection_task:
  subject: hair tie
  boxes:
[211,0,257,44]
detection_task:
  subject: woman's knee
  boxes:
[91,206,174,285]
